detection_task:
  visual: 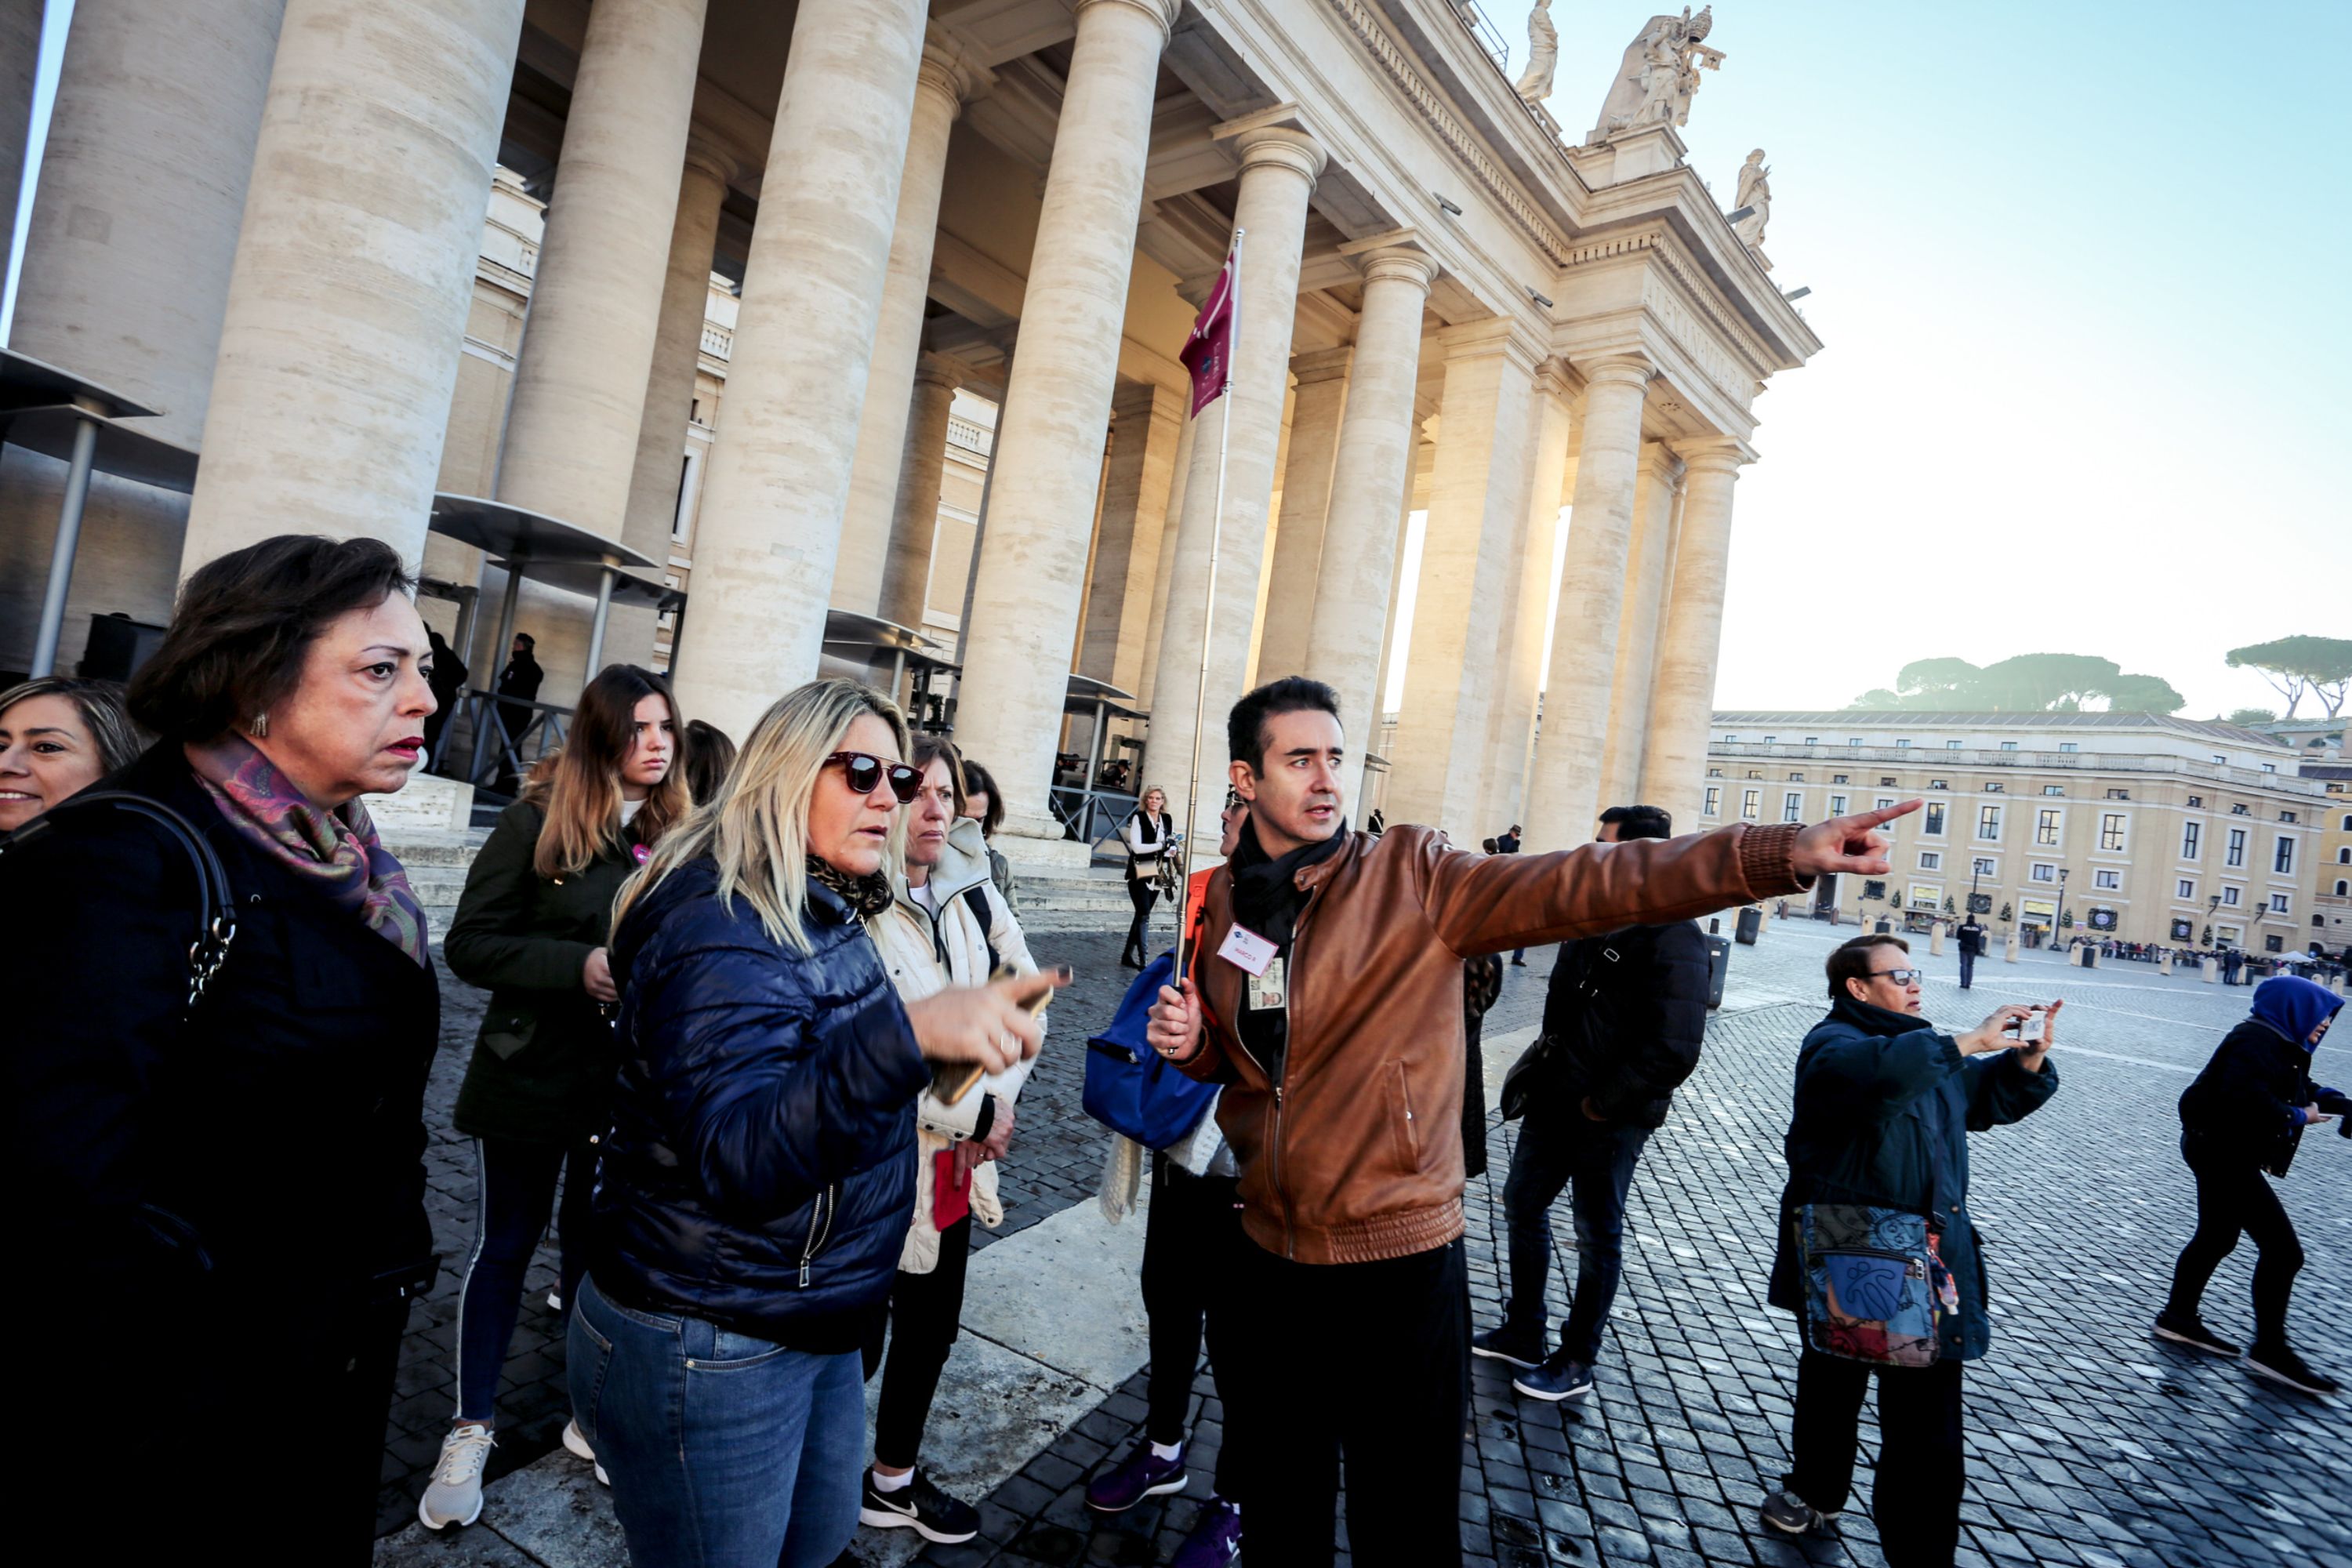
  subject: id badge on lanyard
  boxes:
[1218,923,1287,1013]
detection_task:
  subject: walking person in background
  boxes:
[494,631,544,787]
[422,665,690,1529]
[1121,784,1176,969]
[1475,804,1710,1404]
[1759,935,2061,1566]
[423,627,468,768]
[960,757,1018,909]
[1497,823,1526,964]
[1955,909,1987,989]
[1089,791,1253,1567]
[859,737,1044,1545]
[2157,975,2347,1393]
[6,535,442,1561]
[0,675,145,834]
[568,679,1060,1568]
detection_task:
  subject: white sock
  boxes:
[870,1467,913,1493]
[1151,1439,1183,1463]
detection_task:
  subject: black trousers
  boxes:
[1958,949,1976,988]
[2165,1138,2303,1345]
[1784,1348,1965,1568]
[1222,1237,1468,1568]
[1139,1160,1248,1497]
[454,1134,597,1422]
[1123,873,1159,960]
[861,1212,974,1468]
[1500,1102,1650,1362]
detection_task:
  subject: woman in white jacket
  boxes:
[1120,784,1174,969]
[858,736,1046,1545]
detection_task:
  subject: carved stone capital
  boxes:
[1672,437,1753,476]
[1290,345,1355,387]
[682,135,739,190]
[916,25,994,117]
[1230,125,1326,187]
[1581,354,1654,394]
[1073,0,1184,44]
[913,352,968,393]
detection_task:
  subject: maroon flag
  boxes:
[1180,246,1238,416]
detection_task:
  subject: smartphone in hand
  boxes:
[2002,1006,2048,1046]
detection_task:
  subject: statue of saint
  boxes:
[1514,2,1559,105]
[1732,149,1770,246]
[1588,5,1722,141]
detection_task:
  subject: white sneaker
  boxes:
[419,1424,495,1529]
[547,1290,564,1312]
[562,1419,609,1486]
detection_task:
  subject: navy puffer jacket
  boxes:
[591,857,927,1351]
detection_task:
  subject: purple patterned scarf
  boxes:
[186,732,430,967]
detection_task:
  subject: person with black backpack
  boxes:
[1475,804,1711,1403]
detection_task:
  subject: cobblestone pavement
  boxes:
[895,920,2352,1568]
[379,924,1160,1536]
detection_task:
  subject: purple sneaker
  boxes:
[1085,1439,1189,1512]
[1171,1497,1242,1566]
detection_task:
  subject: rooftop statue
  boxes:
[1733,148,1770,246]
[1588,6,1724,142]
[1514,2,1560,105]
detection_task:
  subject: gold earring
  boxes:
[249,713,270,739]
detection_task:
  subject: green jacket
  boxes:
[446,800,637,1144]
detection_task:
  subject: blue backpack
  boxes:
[1083,951,1221,1149]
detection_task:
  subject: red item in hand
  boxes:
[933,1148,971,1230]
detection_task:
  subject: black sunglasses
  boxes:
[1869,967,1926,986]
[826,751,923,804]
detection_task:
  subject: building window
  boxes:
[1970,857,1994,877]
[1747,769,1763,779]
[1977,806,2002,840]
[2262,763,2277,774]
[2042,785,2065,797]
[2093,869,2121,891]
[2036,809,2062,846]
[1924,803,1947,836]
[2000,741,2019,751]
[2060,742,2078,753]
[2187,796,2203,808]
[2226,828,2246,867]
[1803,735,1819,746]
[2182,822,2200,860]
[1896,739,1912,749]
[1849,737,1864,746]
[1704,786,1722,817]
[1831,773,1849,784]
[1788,772,1806,782]
[2270,893,2291,914]
[1919,851,1942,870]
[2336,879,2350,897]
[2177,878,2195,900]
[2342,813,2352,833]
[2222,886,2241,907]
[1829,795,1848,815]
[1723,735,1739,743]
[2341,847,2352,864]
[2031,863,2056,884]
[1880,777,1897,787]
[2230,804,2249,815]
[1929,779,1949,790]
[2274,837,2294,874]
[1946,739,1963,750]
[1876,797,1896,816]
[1706,767,1722,778]
[2212,754,2227,765]
[2106,788,2130,800]
[2279,811,2296,823]
[1763,735,1777,745]
[2100,814,2125,852]
[1741,789,1761,821]
[1784,792,1803,822]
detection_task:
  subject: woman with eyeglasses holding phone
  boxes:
[569,679,1063,1568]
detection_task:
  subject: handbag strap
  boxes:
[1,789,238,1011]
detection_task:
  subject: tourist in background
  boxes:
[1955,908,1987,989]
[2157,975,2346,1394]
[1475,803,1710,1405]
[568,679,1058,1568]
[684,716,737,800]
[423,627,468,767]
[421,664,691,1529]
[494,631,544,787]
[1759,935,2060,1566]
[960,757,1018,909]
[6,535,441,1561]
[1496,822,1525,964]
[859,736,1045,1545]
[1120,784,1176,969]
[0,674,144,833]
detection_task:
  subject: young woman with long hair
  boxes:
[572,678,1063,1568]
[424,664,691,1528]
[1119,784,1174,969]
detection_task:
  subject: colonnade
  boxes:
[8,0,1764,858]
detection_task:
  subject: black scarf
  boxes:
[1827,991,1934,1040]
[1227,819,1346,949]
[807,854,894,920]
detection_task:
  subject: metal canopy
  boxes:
[1064,673,1144,722]
[0,347,159,419]
[2,404,198,493]
[521,557,678,608]
[426,493,658,569]
[822,608,941,656]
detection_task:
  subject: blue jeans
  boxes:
[1500,1102,1650,1362]
[569,1275,864,1568]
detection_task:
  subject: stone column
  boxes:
[833,33,990,617]
[1078,380,1185,686]
[1475,361,1575,836]
[0,0,36,277]
[178,0,526,573]
[1382,318,1540,840]
[1593,441,1682,810]
[1302,248,1432,808]
[1521,355,1650,851]
[1251,347,1351,681]
[669,0,931,741]
[604,142,735,670]
[947,0,1184,840]
[1142,124,1326,842]
[1639,440,1749,831]
[874,355,967,633]
[1134,406,1201,710]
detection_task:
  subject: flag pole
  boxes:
[1171,227,1243,992]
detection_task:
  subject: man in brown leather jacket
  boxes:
[1146,677,1915,1568]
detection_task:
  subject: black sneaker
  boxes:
[1471,1323,1547,1370]
[859,1468,980,1544]
[1512,1352,1595,1403]
[2152,1309,2241,1356]
[2245,1342,2341,1396]
[1759,1487,1836,1535]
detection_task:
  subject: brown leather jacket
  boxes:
[1175,821,1806,1265]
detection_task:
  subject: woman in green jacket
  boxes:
[420,665,690,1530]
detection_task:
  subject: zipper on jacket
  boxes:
[800,1184,837,1287]
[1268,880,1323,1260]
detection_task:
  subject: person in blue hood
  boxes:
[2158,975,2347,1395]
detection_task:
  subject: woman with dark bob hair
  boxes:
[0,675,147,833]
[2,534,441,1561]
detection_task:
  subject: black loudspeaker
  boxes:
[79,614,169,681]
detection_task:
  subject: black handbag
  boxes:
[1500,942,1623,1120]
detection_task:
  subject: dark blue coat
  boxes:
[1767,997,2059,1360]
[593,857,927,1350]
